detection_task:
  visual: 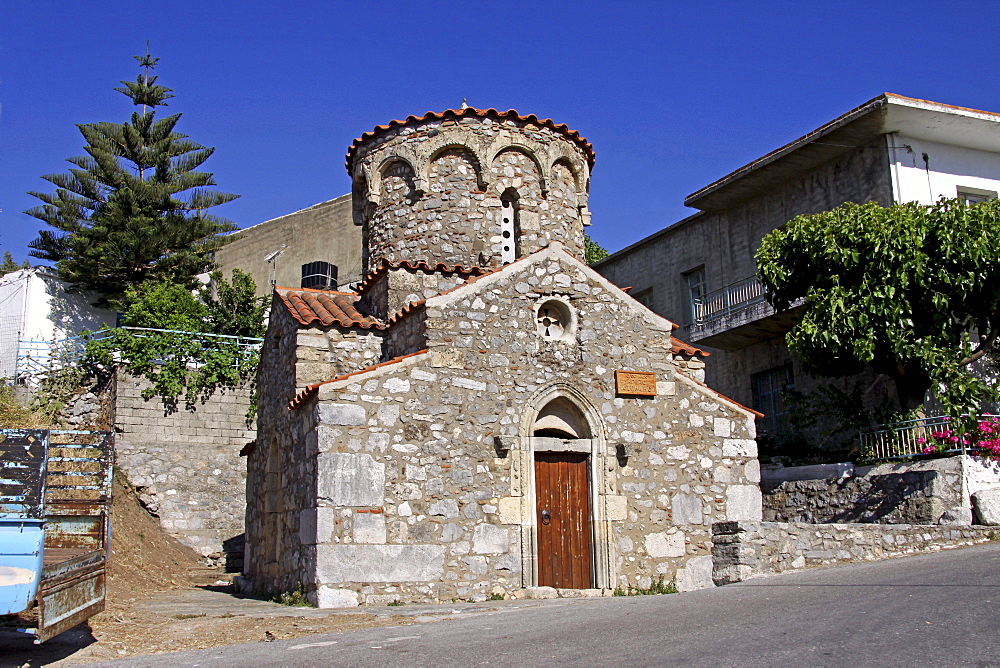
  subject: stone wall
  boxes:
[712,520,996,585]
[113,373,255,561]
[357,267,472,321]
[351,110,591,272]
[246,244,763,606]
[762,458,969,525]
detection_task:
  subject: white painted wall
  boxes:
[0,268,116,380]
[887,133,1000,205]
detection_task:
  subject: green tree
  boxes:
[585,234,609,264]
[119,280,207,330]
[85,270,265,413]
[0,251,29,276]
[203,269,267,338]
[756,198,1000,418]
[27,47,238,308]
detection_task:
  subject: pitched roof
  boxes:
[275,287,384,329]
[345,107,596,174]
[355,259,485,296]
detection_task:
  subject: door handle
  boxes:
[541,509,551,525]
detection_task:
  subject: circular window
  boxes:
[535,298,575,342]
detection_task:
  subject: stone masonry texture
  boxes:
[247,245,762,605]
[712,520,997,585]
[762,457,969,525]
[243,108,764,607]
[351,111,591,273]
[113,373,255,562]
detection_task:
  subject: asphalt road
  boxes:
[95,542,1000,667]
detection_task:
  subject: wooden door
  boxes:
[535,452,592,588]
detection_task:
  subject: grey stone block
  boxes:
[316,544,445,582]
[472,524,509,554]
[319,403,366,426]
[672,493,704,525]
[973,489,1000,525]
[317,453,385,507]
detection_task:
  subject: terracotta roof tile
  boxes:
[671,337,710,358]
[345,107,596,174]
[288,349,429,410]
[386,299,426,326]
[276,287,384,329]
[355,259,485,296]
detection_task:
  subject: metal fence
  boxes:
[692,276,767,325]
[13,328,263,385]
[858,414,1000,460]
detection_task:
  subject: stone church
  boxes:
[243,107,763,606]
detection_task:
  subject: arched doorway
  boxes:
[531,397,593,589]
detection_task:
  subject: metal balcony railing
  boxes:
[692,276,767,325]
[859,414,1000,460]
[14,328,264,385]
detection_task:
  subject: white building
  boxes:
[0,268,116,382]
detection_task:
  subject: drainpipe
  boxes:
[886,133,903,204]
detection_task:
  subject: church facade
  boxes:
[243,107,762,606]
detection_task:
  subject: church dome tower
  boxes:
[347,108,594,273]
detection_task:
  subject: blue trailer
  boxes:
[0,429,114,643]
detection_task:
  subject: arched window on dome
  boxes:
[499,188,520,264]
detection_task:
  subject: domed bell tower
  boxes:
[347,108,594,273]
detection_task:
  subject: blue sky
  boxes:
[2,1,998,264]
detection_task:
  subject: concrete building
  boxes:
[0,267,116,382]
[242,107,762,606]
[595,94,1000,446]
[214,194,363,297]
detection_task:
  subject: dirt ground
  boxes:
[0,478,413,666]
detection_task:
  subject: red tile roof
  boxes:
[288,349,429,410]
[345,107,596,174]
[355,259,485,296]
[276,287,384,329]
[671,337,710,358]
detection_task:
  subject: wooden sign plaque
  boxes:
[615,370,657,396]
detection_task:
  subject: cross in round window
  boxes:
[535,299,574,342]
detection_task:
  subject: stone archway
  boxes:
[510,386,613,590]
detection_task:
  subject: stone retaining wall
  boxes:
[712,520,997,585]
[762,458,969,525]
[113,373,255,563]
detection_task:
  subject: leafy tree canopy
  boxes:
[87,269,266,414]
[756,199,1000,418]
[27,47,238,308]
[584,234,609,264]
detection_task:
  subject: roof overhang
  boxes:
[685,94,1000,212]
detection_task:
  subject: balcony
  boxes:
[688,276,802,350]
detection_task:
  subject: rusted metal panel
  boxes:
[37,560,106,643]
[0,429,49,519]
[0,428,113,642]
[1,430,48,614]
[535,452,592,589]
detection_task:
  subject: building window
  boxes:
[752,364,794,438]
[633,287,653,310]
[957,187,997,206]
[301,261,338,290]
[535,298,575,343]
[684,267,705,325]
[499,189,520,264]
